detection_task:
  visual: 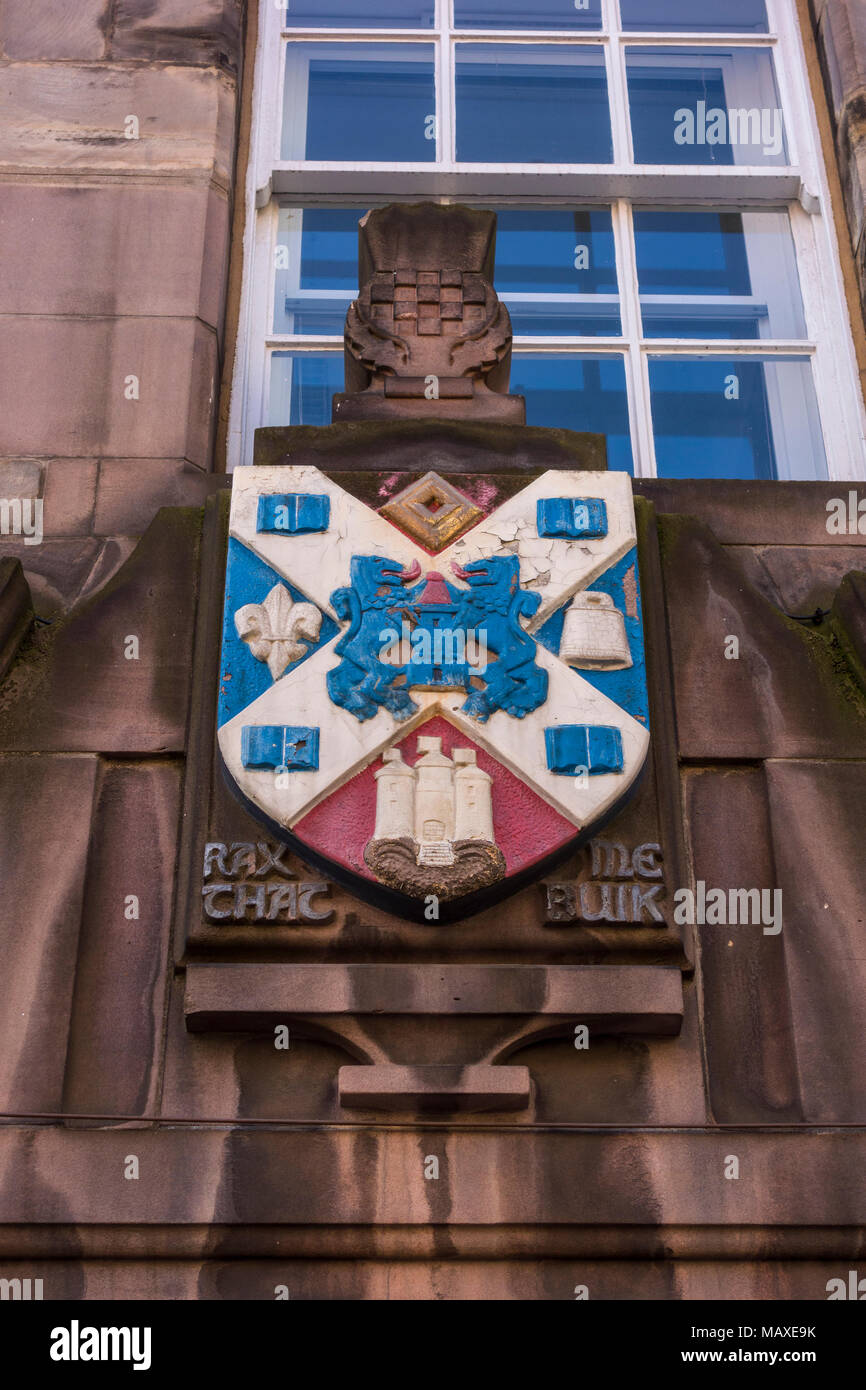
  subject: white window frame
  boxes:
[228,0,866,481]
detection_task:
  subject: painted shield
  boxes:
[218,465,650,920]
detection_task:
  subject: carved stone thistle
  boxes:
[332,204,525,424]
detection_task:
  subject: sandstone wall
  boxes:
[0,0,244,616]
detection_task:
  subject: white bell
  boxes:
[559,591,632,671]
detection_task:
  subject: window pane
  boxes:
[492,208,619,334]
[648,357,827,480]
[269,351,344,426]
[283,0,435,27]
[274,208,358,335]
[455,45,612,163]
[282,44,436,161]
[626,48,787,166]
[454,0,602,31]
[620,0,768,33]
[635,209,806,339]
[510,355,633,471]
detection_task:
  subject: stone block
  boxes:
[0,755,99,1112]
[684,767,801,1123]
[74,539,138,604]
[0,1,109,60]
[94,460,217,536]
[0,507,202,753]
[184,963,684,1044]
[832,569,866,689]
[765,759,866,1121]
[338,1065,531,1112]
[61,761,182,1116]
[814,0,866,123]
[0,184,230,330]
[0,317,219,465]
[0,64,236,187]
[660,516,866,758]
[813,0,866,257]
[111,0,243,73]
[40,460,98,537]
[253,419,608,475]
[728,544,866,615]
[0,1128,865,1232]
[0,538,102,616]
[636,480,864,545]
[187,319,220,468]
[0,558,33,682]
[0,460,42,498]
[520,985,707,1126]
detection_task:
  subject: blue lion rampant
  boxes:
[327,552,548,723]
[451,554,548,721]
[327,555,422,721]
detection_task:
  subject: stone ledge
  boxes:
[338,1064,531,1113]
[183,963,684,1036]
[0,1128,864,1229]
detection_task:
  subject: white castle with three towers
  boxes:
[371,735,495,867]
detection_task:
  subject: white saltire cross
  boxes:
[219,464,650,832]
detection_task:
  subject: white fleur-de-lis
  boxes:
[234,583,322,681]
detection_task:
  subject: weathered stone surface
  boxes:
[61,761,182,1116]
[811,0,866,305]
[729,545,866,615]
[1,1128,864,1231]
[74,538,138,606]
[0,459,42,498]
[0,756,99,1112]
[184,964,684,1040]
[0,184,230,330]
[0,65,237,185]
[833,568,866,690]
[637,479,865,546]
[253,420,608,475]
[0,538,103,615]
[111,0,243,72]
[765,759,866,1121]
[0,317,218,464]
[0,559,33,682]
[39,460,98,538]
[684,767,801,1123]
[161,979,351,1122]
[0,507,201,752]
[0,1256,858,1301]
[337,205,523,424]
[0,1,109,61]
[661,516,866,758]
[94,459,218,535]
[338,1064,531,1112]
[509,989,707,1126]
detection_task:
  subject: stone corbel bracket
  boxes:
[184,962,683,1113]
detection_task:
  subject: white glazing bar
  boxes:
[437,0,454,164]
[613,197,656,478]
[279,30,441,40]
[614,34,778,47]
[604,0,633,167]
[638,340,816,355]
[264,336,632,352]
